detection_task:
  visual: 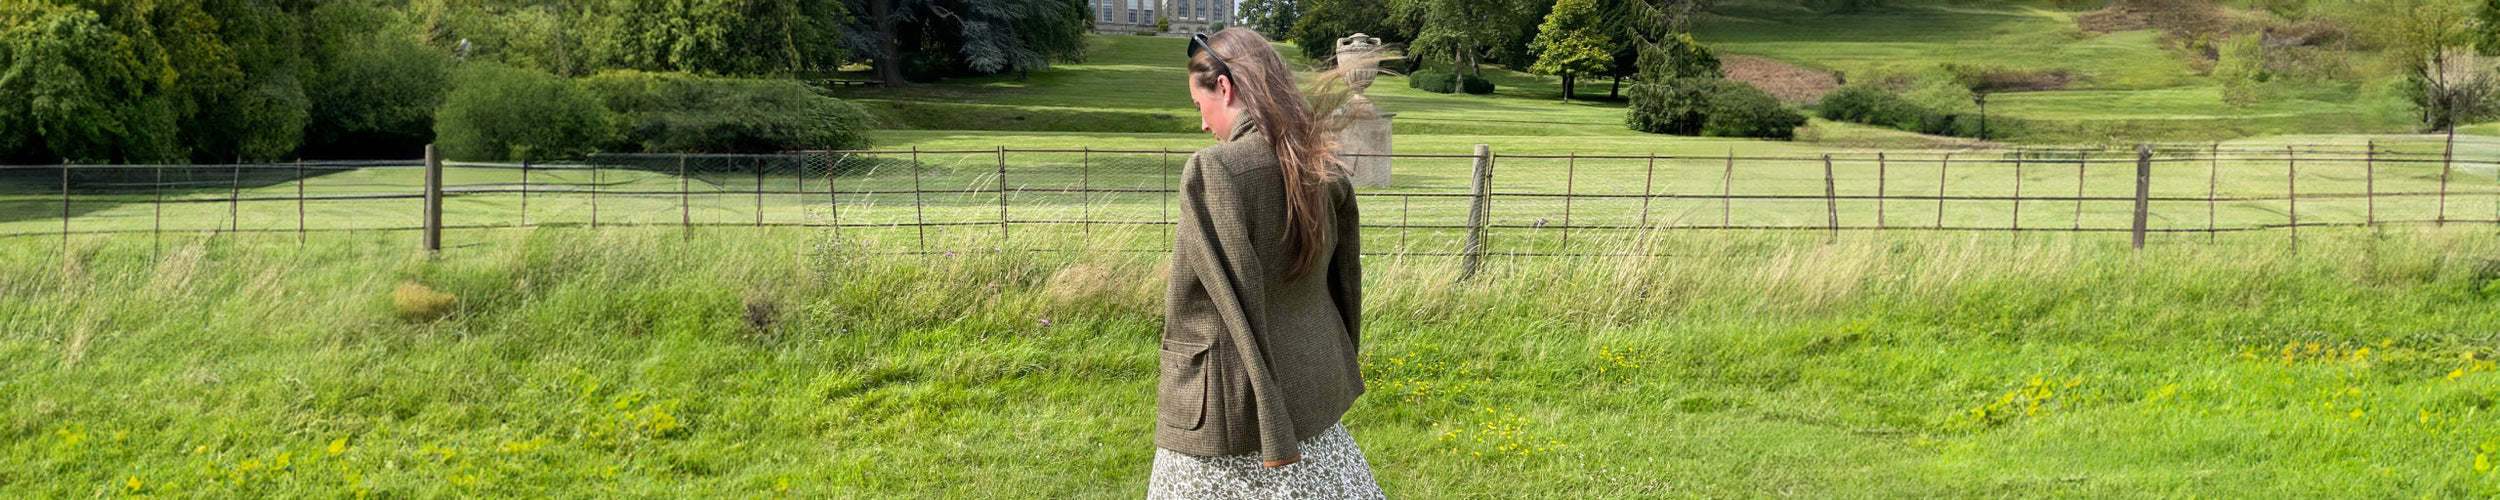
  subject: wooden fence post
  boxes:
[2011,157,2024,232]
[2132,144,2151,250]
[519,159,530,227]
[589,161,600,229]
[229,164,242,232]
[755,156,766,227]
[1461,144,1493,281]
[424,144,442,252]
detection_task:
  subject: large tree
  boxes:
[1528,0,1611,102]
[845,0,1089,86]
[1286,0,1416,64]
[1407,0,1537,86]
[1240,0,1300,39]
[2347,0,2486,129]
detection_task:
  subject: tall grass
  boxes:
[4,225,2499,497]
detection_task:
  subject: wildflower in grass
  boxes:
[328,437,350,457]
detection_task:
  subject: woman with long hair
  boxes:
[1147,28,1383,498]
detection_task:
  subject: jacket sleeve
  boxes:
[1327,179,1362,350]
[1176,153,1303,466]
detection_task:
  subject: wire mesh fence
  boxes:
[5,138,2496,268]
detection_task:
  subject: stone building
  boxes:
[1091,0,1233,35]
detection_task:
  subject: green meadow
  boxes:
[11,0,2500,497]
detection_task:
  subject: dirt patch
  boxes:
[1722,55,1841,104]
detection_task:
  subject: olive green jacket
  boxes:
[1155,116,1365,466]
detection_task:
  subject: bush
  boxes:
[1818,84,1924,129]
[1627,78,1805,139]
[1703,82,1808,139]
[580,71,873,154]
[434,63,612,161]
[1408,71,1495,95]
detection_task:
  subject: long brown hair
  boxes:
[1189,28,1362,280]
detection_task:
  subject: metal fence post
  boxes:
[424,144,442,252]
[1822,154,1838,244]
[2207,143,2219,242]
[679,154,691,240]
[1876,152,1888,229]
[1639,153,1656,229]
[2132,144,2151,250]
[2011,157,2024,232]
[1081,147,1093,237]
[997,146,1009,246]
[2365,140,2376,227]
[913,148,928,253]
[2072,151,2086,231]
[296,159,306,243]
[1460,144,1493,281]
[1562,153,1576,250]
[2287,146,2298,254]
[519,159,530,227]
[2441,130,2456,226]
[589,161,600,229]
[60,165,70,254]
[153,164,163,257]
[755,156,766,227]
[1936,153,1950,229]
[825,152,841,242]
[229,163,242,232]
[1721,149,1734,228]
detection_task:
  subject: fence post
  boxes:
[2207,143,2219,242]
[1822,155,1839,243]
[424,144,442,252]
[229,164,242,232]
[519,159,530,227]
[589,160,600,229]
[2132,144,2151,250]
[825,152,841,242]
[2072,151,2087,231]
[153,164,163,257]
[2365,140,2375,227]
[1639,153,1656,229]
[913,148,928,253]
[1460,144,1493,281]
[1876,152,1888,229]
[2441,129,2455,226]
[1562,153,1576,250]
[60,165,70,254]
[2287,146,2298,254]
[755,157,766,227]
[1081,147,1093,237]
[1721,149,1734,228]
[997,146,1010,246]
[296,159,306,243]
[2011,157,2024,232]
[679,154,691,241]
[1936,153,1950,229]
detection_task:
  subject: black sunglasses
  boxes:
[1188,33,1229,73]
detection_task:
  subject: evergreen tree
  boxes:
[846,0,1090,86]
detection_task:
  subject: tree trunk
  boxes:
[1561,74,1574,103]
[871,0,907,87]
[1610,75,1621,99]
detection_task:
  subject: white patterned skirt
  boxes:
[1146,423,1384,499]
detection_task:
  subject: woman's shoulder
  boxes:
[1190,134,1277,177]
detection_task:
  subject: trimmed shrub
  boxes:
[1703,82,1808,139]
[1410,70,1457,94]
[1627,78,1805,139]
[1408,71,1495,95]
[580,71,872,154]
[1818,84,1925,129]
[433,63,612,161]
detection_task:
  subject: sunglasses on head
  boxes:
[1188,33,1229,73]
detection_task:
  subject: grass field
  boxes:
[7,225,2500,497]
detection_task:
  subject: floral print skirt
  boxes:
[1146,423,1384,499]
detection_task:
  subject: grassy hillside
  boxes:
[828,2,2439,146]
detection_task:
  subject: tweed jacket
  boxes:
[1155,115,1365,466]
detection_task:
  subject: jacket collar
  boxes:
[1224,112,1259,143]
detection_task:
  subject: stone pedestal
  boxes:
[1343,112,1393,188]
[1335,33,1393,188]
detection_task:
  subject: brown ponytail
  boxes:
[1189,28,1371,280]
